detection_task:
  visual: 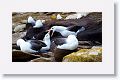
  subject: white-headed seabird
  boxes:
[57,35,78,50]
[27,16,36,26]
[17,31,51,53]
[49,26,85,37]
[22,19,45,40]
[17,39,46,53]
[41,31,51,51]
[33,20,43,28]
[50,35,78,62]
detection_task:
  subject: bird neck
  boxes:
[44,38,50,45]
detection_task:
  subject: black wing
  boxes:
[67,26,83,32]
[52,38,66,46]
[23,27,44,40]
[30,40,47,51]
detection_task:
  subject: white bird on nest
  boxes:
[57,35,78,50]
[49,26,85,37]
[33,20,43,28]
[17,32,51,53]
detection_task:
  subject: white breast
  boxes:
[20,42,37,53]
[41,40,50,51]
[57,35,78,50]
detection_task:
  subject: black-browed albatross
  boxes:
[49,26,85,37]
[17,32,51,53]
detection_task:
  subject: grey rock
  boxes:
[12,50,40,62]
[30,57,52,62]
[12,32,26,44]
[14,24,26,33]
[21,20,27,24]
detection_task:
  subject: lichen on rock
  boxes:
[63,47,102,62]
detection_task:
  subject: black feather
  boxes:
[29,40,47,51]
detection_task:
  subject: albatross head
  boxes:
[33,20,43,28]
[27,16,35,24]
[50,26,66,36]
[17,39,25,46]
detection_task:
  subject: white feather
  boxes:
[57,35,78,50]
[17,39,38,53]
[33,20,43,28]
[27,16,35,24]
[41,32,51,50]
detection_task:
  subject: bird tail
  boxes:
[76,27,85,35]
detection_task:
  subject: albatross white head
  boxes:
[33,20,43,28]
[17,39,25,46]
[50,26,67,36]
[16,39,38,53]
[27,16,36,24]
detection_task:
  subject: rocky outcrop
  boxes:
[12,50,40,62]
[12,12,102,62]
[30,57,52,62]
[12,32,26,44]
[13,24,26,33]
[63,47,102,62]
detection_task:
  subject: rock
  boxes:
[30,57,52,62]
[53,47,77,62]
[50,14,57,20]
[14,24,26,33]
[65,12,90,19]
[34,52,51,58]
[12,12,19,16]
[12,44,20,50]
[85,12,102,23]
[12,50,40,62]
[45,12,55,15]
[21,20,27,24]
[12,32,26,44]
[78,45,92,49]
[63,47,102,62]
[12,23,16,29]
[12,23,19,30]
[78,41,93,45]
